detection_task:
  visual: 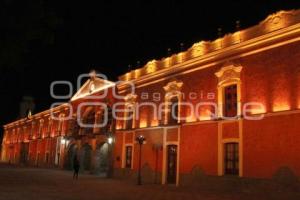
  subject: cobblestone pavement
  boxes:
[0,164,299,200]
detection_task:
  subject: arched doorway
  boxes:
[80,143,92,172]
[65,143,78,170]
[94,143,109,177]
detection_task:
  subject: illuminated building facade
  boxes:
[2,9,300,185]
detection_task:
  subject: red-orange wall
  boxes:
[180,122,218,175]
[243,113,300,178]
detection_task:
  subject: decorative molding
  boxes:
[163,80,183,125]
[215,61,242,85]
[215,61,242,118]
[163,80,183,94]
[118,9,300,83]
[261,10,299,32]
[124,94,137,105]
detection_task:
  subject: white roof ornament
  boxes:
[71,71,115,101]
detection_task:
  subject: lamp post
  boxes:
[107,134,114,178]
[135,135,146,185]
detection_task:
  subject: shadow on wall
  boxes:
[272,166,299,189]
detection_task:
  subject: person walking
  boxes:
[73,155,80,180]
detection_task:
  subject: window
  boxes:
[168,96,179,124]
[163,80,183,125]
[125,108,134,130]
[224,143,239,175]
[125,146,132,168]
[82,110,96,135]
[47,119,53,138]
[215,63,242,118]
[123,94,137,129]
[38,119,44,138]
[57,114,64,135]
[224,85,237,117]
[105,106,113,133]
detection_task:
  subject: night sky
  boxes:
[1,0,300,138]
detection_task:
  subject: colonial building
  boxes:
[2,9,300,185]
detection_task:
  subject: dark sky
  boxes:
[1,0,300,136]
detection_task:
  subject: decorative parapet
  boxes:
[118,9,300,82]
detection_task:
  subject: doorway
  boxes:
[224,142,239,175]
[66,144,77,170]
[167,145,177,184]
[20,143,29,165]
[81,143,92,172]
[94,143,109,177]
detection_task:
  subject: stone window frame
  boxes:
[124,144,133,169]
[123,94,137,129]
[215,62,242,119]
[163,80,183,125]
[57,113,65,135]
[47,117,53,137]
[38,119,44,138]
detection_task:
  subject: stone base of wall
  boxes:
[180,166,300,193]
[113,163,162,185]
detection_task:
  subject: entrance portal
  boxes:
[167,145,177,184]
[94,143,109,177]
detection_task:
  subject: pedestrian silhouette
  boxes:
[73,155,80,180]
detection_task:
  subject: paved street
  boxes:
[0,163,299,200]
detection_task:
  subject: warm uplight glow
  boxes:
[250,105,266,114]
[146,60,157,74]
[199,115,211,121]
[198,109,212,121]
[232,31,241,44]
[250,108,266,115]
[191,41,207,57]
[186,114,197,123]
[139,120,147,128]
[134,69,141,79]
[125,73,131,81]
[177,52,184,63]
[151,120,158,127]
[213,38,222,50]
[264,12,286,32]
[272,102,290,112]
[116,124,122,130]
[164,57,170,68]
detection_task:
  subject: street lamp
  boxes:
[135,135,146,185]
[107,136,113,144]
